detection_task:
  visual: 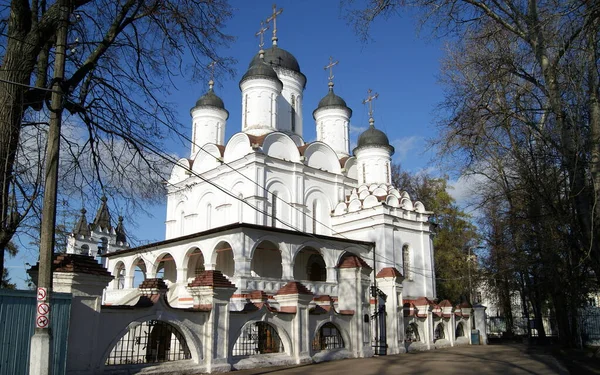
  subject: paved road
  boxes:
[222,344,569,375]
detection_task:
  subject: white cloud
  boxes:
[448,173,487,214]
[390,136,423,161]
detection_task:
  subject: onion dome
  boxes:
[240,57,282,86]
[195,85,225,110]
[355,119,394,152]
[315,82,352,114]
[249,46,301,73]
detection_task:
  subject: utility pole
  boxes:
[29,0,69,373]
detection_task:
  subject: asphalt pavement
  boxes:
[217,344,571,375]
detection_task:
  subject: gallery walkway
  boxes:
[216,344,572,375]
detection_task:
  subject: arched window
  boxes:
[105,320,191,365]
[206,204,212,230]
[271,193,278,227]
[402,244,411,280]
[291,94,297,132]
[98,237,108,256]
[405,323,420,342]
[434,323,445,341]
[232,322,283,356]
[312,200,318,233]
[312,323,344,351]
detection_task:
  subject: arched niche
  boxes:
[185,247,205,281]
[265,180,291,229]
[262,132,302,162]
[154,253,177,284]
[251,240,282,278]
[304,143,341,174]
[215,241,235,277]
[304,189,332,235]
[192,144,222,175]
[169,158,191,185]
[434,322,445,342]
[293,247,326,282]
[455,322,465,338]
[405,322,420,342]
[223,133,254,163]
[105,320,192,366]
[232,321,284,356]
[312,322,344,352]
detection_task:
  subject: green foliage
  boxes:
[392,164,479,303]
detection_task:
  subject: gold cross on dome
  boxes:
[363,89,379,119]
[324,56,339,84]
[255,21,269,49]
[266,4,283,43]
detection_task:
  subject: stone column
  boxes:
[187,270,236,373]
[274,281,314,364]
[375,267,405,354]
[337,255,373,358]
[29,254,113,374]
[473,304,488,345]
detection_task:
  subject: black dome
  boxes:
[317,88,349,109]
[240,60,282,85]
[195,88,225,109]
[356,125,394,151]
[249,46,301,73]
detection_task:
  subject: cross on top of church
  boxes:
[208,61,217,90]
[324,56,339,88]
[266,4,283,46]
[363,89,379,122]
[255,21,269,50]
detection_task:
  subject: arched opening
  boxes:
[405,323,420,342]
[114,262,126,289]
[434,323,445,342]
[251,241,282,278]
[133,259,147,288]
[186,248,205,281]
[105,320,191,365]
[156,253,177,284]
[215,241,235,277]
[455,322,465,338]
[312,322,344,351]
[293,248,326,282]
[232,322,284,356]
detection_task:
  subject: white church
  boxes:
[60,6,481,373]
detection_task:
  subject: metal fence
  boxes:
[0,289,72,375]
[487,309,600,345]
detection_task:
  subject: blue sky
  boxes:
[6,1,449,289]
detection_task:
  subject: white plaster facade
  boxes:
[60,18,483,373]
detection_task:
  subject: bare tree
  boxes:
[0,0,235,273]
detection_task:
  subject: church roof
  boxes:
[115,216,126,244]
[92,196,112,231]
[240,59,282,86]
[315,86,351,114]
[249,46,301,74]
[72,208,91,237]
[194,87,226,110]
[355,122,394,152]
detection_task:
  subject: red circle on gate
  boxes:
[37,303,49,315]
[36,315,49,328]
